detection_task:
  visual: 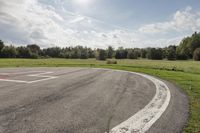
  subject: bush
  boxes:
[193,48,200,61]
[106,60,117,64]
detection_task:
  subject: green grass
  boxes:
[0,58,200,132]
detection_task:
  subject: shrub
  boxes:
[106,60,117,64]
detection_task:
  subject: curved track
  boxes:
[0,68,189,133]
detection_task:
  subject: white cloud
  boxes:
[0,0,67,47]
[0,1,199,48]
[139,6,200,34]
[0,0,137,48]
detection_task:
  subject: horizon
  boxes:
[0,0,200,48]
[0,31,198,50]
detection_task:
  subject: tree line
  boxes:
[0,32,200,61]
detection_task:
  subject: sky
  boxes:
[0,0,200,48]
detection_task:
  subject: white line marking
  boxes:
[0,73,11,75]
[0,71,46,75]
[0,79,29,83]
[94,68,171,133]
[0,71,58,84]
[27,72,57,83]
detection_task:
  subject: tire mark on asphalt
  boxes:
[106,73,131,132]
[108,70,171,133]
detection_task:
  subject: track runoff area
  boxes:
[0,68,188,133]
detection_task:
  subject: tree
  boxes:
[27,44,40,54]
[189,32,200,56]
[193,48,200,61]
[176,32,200,60]
[88,48,95,58]
[27,44,41,58]
[80,48,88,59]
[176,37,191,59]
[127,50,138,59]
[166,45,176,60]
[115,47,128,59]
[70,50,79,59]
[17,46,31,58]
[0,40,5,57]
[107,46,114,58]
[147,48,163,60]
[1,46,17,58]
[96,49,107,60]
[176,46,189,60]
[0,40,4,52]
[141,49,147,58]
[43,47,62,58]
[133,48,141,58]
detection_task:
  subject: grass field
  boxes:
[0,58,200,132]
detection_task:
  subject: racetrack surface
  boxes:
[0,68,188,133]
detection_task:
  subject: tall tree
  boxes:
[107,46,114,58]
[176,37,191,60]
[190,32,200,56]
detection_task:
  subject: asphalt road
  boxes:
[0,68,189,133]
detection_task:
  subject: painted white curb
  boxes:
[95,68,171,133]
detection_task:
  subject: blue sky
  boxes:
[0,0,200,48]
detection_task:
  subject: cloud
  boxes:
[0,0,136,48]
[0,1,199,49]
[139,6,200,34]
[0,0,67,46]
